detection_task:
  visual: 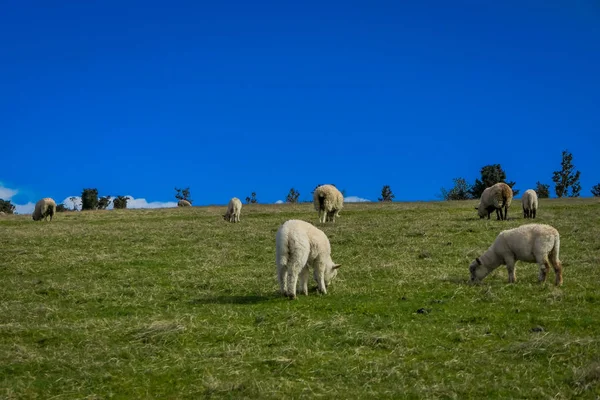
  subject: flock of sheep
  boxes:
[23,182,561,300]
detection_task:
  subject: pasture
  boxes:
[1,198,599,398]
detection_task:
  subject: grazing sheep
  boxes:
[0,211,5,216]
[522,189,538,219]
[177,199,192,207]
[223,197,242,223]
[313,184,344,223]
[276,219,341,299]
[469,223,562,286]
[32,198,57,222]
[476,182,513,220]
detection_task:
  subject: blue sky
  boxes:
[2,1,599,212]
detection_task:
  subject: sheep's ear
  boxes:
[333,264,342,270]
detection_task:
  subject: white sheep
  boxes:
[476,182,513,220]
[177,199,192,207]
[32,198,57,222]
[276,219,341,299]
[313,184,344,223]
[0,211,5,216]
[522,189,538,219]
[469,223,562,286]
[223,197,242,223]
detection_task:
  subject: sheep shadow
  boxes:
[189,294,277,305]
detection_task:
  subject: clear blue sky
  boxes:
[2,1,599,211]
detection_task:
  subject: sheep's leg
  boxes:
[532,209,536,219]
[315,265,327,295]
[496,208,501,221]
[286,269,300,300]
[537,258,550,283]
[553,260,563,286]
[298,266,309,296]
[277,265,288,295]
[504,205,509,220]
[505,256,516,283]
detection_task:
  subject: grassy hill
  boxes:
[1,198,599,398]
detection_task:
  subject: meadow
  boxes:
[1,198,599,399]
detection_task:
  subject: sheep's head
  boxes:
[325,262,342,285]
[469,258,489,282]
[476,204,486,219]
[222,213,228,220]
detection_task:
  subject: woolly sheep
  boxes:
[313,184,344,223]
[0,211,5,216]
[177,199,191,207]
[276,219,341,299]
[32,198,56,222]
[522,189,538,219]
[476,182,513,220]
[223,197,242,223]
[469,223,562,286]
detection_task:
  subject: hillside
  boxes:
[1,199,600,398]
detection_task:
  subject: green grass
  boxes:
[1,198,600,399]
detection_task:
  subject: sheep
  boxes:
[177,199,192,207]
[0,211,5,216]
[313,184,344,223]
[469,223,562,286]
[522,189,538,219]
[223,197,242,223]
[32,198,57,222]
[276,219,341,299]
[476,182,513,220]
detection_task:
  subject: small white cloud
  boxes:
[125,196,178,209]
[275,200,284,204]
[62,196,82,211]
[14,202,35,215]
[345,196,370,203]
[0,183,18,200]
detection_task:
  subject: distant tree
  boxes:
[535,181,550,199]
[0,199,15,214]
[470,164,518,198]
[81,188,99,210]
[286,188,300,203]
[440,177,473,201]
[552,150,581,198]
[174,187,192,204]
[591,183,600,197]
[56,203,68,212]
[245,192,258,204]
[113,195,128,209]
[97,196,112,210]
[69,196,79,211]
[378,185,395,202]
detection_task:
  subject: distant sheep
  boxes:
[177,199,192,207]
[469,223,562,286]
[223,197,242,223]
[522,189,538,219]
[476,182,513,220]
[313,184,344,223]
[276,219,341,299]
[32,198,57,222]
[0,211,5,216]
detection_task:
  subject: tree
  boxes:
[56,203,68,212]
[535,182,550,199]
[174,187,192,204]
[0,199,15,214]
[378,185,395,202]
[470,164,518,198]
[552,150,581,198]
[98,196,112,210]
[440,178,473,201]
[286,188,300,203]
[81,188,99,210]
[113,196,128,209]
[591,183,600,197]
[69,196,79,211]
[245,192,258,204]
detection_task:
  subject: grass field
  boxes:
[1,198,600,399]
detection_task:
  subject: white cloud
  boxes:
[275,200,284,204]
[345,196,370,203]
[0,183,18,200]
[125,196,178,209]
[14,202,35,214]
